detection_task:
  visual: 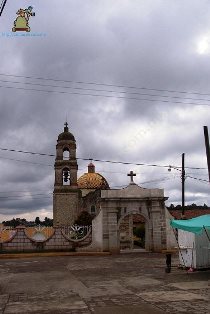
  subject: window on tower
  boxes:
[62,167,70,185]
[63,148,70,160]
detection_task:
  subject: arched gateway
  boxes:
[100,175,168,252]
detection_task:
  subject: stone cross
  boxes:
[127,171,136,184]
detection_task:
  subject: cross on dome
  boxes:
[64,121,69,132]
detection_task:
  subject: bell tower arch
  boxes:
[53,122,80,226]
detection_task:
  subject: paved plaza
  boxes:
[0,252,209,313]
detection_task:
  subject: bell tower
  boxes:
[53,122,80,226]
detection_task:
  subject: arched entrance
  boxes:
[118,213,146,251]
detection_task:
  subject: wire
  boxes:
[0,196,52,201]
[0,192,53,199]
[2,72,210,98]
[0,190,51,194]
[0,147,207,170]
[0,156,53,167]
[0,175,207,200]
[1,84,210,106]
[0,147,55,157]
[0,178,174,198]
[139,177,172,184]
[1,79,210,104]
[186,175,209,184]
[0,155,193,179]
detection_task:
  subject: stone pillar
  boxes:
[129,214,133,250]
[108,208,120,253]
[151,200,166,252]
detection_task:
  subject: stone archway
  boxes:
[118,212,148,251]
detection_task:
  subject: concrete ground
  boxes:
[0,252,209,314]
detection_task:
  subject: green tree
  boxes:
[44,217,53,226]
[35,217,41,225]
[74,211,92,226]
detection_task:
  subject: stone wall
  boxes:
[53,191,80,226]
[0,226,91,253]
[77,210,103,252]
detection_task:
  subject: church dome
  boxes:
[58,122,75,141]
[78,163,109,190]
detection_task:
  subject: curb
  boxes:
[0,251,111,259]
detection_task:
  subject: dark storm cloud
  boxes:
[1,0,210,219]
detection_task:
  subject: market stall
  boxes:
[170,214,210,269]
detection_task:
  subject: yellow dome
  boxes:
[78,163,109,189]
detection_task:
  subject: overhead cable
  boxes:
[1,79,210,104]
[1,84,210,106]
[0,146,207,170]
[1,72,210,97]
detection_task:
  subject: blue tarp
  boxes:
[170,214,210,234]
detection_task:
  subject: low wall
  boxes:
[77,209,103,252]
[0,226,92,253]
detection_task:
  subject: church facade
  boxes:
[53,123,170,252]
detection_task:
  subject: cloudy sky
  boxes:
[0,0,210,221]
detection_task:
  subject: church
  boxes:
[53,123,171,252]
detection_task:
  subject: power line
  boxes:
[1,79,210,104]
[0,147,55,157]
[186,175,209,184]
[0,156,53,167]
[1,84,210,106]
[0,190,51,194]
[0,155,188,177]
[139,177,172,184]
[0,192,53,199]
[0,178,175,198]
[0,196,52,201]
[2,72,210,98]
[0,175,207,200]
[0,156,87,173]
[0,146,207,170]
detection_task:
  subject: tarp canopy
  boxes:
[170,214,210,234]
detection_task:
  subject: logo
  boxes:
[12,6,35,32]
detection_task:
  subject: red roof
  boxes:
[169,209,210,219]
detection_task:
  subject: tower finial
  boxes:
[88,161,95,173]
[64,121,68,132]
[127,170,136,184]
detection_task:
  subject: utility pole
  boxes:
[203,126,210,183]
[168,153,186,217]
[181,153,185,217]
